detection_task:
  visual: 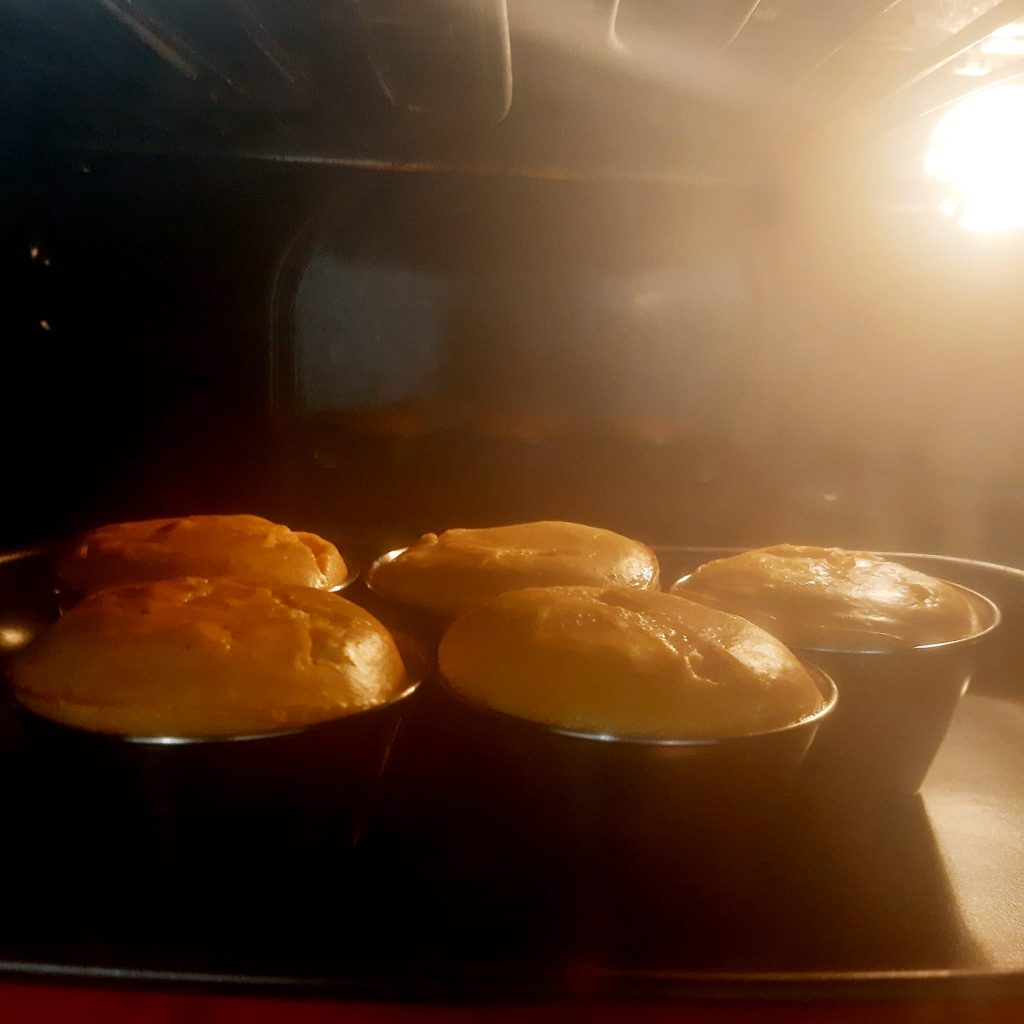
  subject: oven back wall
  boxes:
[4,144,1024,567]
[0,146,318,547]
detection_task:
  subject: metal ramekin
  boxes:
[671,572,1001,793]
[420,661,837,872]
[360,547,457,669]
[11,679,418,942]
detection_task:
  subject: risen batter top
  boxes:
[438,586,826,739]
[367,521,659,617]
[57,514,348,596]
[674,544,981,652]
[11,577,409,737]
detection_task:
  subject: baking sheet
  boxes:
[0,546,1021,1003]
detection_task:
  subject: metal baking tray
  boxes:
[0,545,1022,1005]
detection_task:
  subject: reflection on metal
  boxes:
[19,0,1024,178]
[911,57,1024,122]
[613,0,767,50]
[558,0,766,108]
[354,0,512,123]
[82,140,762,186]
[780,0,900,95]
[90,0,201,80]
[882,0,1024,100]
[602,0,622,45]
[0,625,33,652]
[980,25,1024,52]
[723,0,765,47]
[224,0,313,110]
[90,0,311,111]
[953,57,993,74]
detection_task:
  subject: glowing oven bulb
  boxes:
[926,83,1024,232]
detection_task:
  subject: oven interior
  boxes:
[4,0,1024,566]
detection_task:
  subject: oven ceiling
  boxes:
[1,0,1020,180]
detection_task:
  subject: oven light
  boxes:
[925,84,1024,232]
[0,625,33,651]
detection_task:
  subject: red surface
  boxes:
[1,984,1024,1024]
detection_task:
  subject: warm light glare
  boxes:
[990,22,1024,38]
[0,625,32,651]
[952,62,990,77]
[979,37,1024,55]
[926,84,1024,231]
[979,23,1024,55]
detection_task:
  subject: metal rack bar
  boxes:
[723,0,764,48]
[781,0,902,94]
[880,0,1024,101]
[850,1,1024,135]
[89,0,202,81]
[913,57,1024,120]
